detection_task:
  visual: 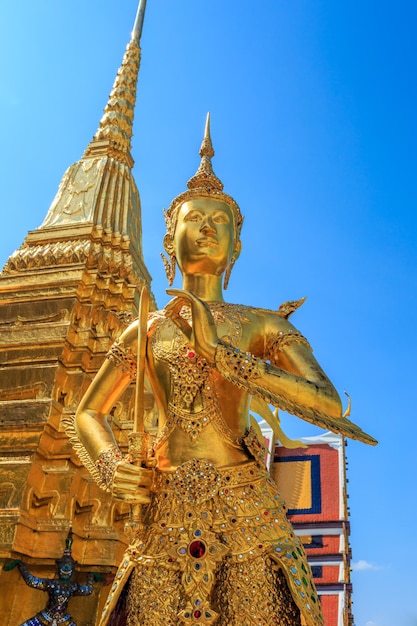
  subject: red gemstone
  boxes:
[189,540,206,558]
[194,610,202,618]
[188,351,195,358]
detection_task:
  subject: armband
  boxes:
[215,342,262,384]
[106,339,137,379]
[265,330,311,363]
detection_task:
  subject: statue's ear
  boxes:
[163,233,175,255]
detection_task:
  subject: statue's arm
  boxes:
[75,573,94,596]
[74,321,152,502]
[216,325,341,421]
[18,563,48,590]
[215,315,376,444]
[165,291,340,417]
[164,291,376,445]
[262,315,342,417]
[75,321,138,460]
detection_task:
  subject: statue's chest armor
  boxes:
[151,303,249,443]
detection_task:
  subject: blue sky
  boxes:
[1,2,416,624]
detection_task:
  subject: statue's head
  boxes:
[56,529,76,581]
[57,560,75,581]
[162,115,243,288]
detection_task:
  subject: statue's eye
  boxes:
[213,213,229,224]
[185,211,202,222]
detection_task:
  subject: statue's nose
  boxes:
[200,217,216,234]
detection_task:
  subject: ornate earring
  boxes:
[161,252,176,286]
[223,256,236,290]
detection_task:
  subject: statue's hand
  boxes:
[165,289,218,363]
[4,559,21,572]
[112,460,152,504]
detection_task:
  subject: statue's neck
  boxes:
[181,273,225,302]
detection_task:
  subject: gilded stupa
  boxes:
[0,2,153,623]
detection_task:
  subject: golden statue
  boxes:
[71,115,376,626]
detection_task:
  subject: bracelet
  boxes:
[95,445,124,489]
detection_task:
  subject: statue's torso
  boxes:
[146,302,277,470]
[44,580,76,613]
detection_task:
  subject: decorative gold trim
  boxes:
[63,415,109,491]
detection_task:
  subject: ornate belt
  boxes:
[153,459,267,505]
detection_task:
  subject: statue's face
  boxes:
[58,563,74,581]
[173,198,237,276]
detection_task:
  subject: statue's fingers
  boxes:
[164,299,192,337]
[113,479,151,494]
[172,316,192,336]
[166,289,203,310]
[164,296,187,320]
[137,473,153,488]
[113,490,151,504]
[114,467,153,487]
[114,475,146,489]
[166,289,211,317]
[164,294,186,312]
[114,462,141,477]
[166,288,190,299]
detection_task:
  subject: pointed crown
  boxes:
[56,529,76,567]
[164,114,244,243]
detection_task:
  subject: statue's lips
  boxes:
[195,237,218,247]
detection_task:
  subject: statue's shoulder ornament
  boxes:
[277,296,306,319]
[236,297,306,321]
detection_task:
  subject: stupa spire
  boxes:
[132,0,148,43]
[31,2,149,238]
[83,0,147,165]
[3,3,152,285]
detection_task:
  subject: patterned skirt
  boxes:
[20,610,75,626]
[100,459,323,626]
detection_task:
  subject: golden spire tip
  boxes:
[205,112,211,140]
[132,0,147,43]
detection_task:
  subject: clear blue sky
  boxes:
[1,2,416,624]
